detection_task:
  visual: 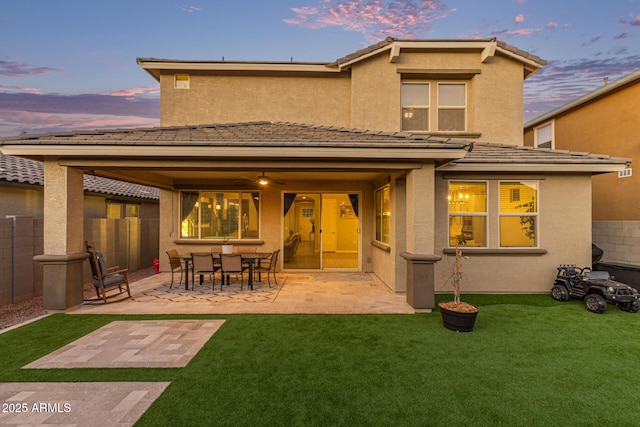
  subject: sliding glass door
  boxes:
[283,192,359,270]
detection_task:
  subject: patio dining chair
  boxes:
[254,249,280,287]
[166,249,184,289]
[191,252,220,290]
[210,246,223,270]
[85,241,131,303]
[220,253,249,291]
[240,246,258,270]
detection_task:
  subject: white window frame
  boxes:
[447,180,488,248]
[401,83,430,132]
[437,83,467,132]
[534,121,554,149]
[498,180,539,248]
[374,185,391,244]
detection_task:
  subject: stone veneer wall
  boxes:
[592,220,640,266]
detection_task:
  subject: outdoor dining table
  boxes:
[179,252,271,291]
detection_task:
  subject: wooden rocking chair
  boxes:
[85,241,131,303]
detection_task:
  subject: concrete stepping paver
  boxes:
[23,319,224,369]
[0,381,169,426]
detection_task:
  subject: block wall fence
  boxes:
[0,217,158,307]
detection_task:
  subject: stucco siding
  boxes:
[552,84,640,221]
[0,186,44,218]
[350,53,402,131]
[349,52,524,145]
[434,174,593,294]
[474,56,524,145]
[160,73,352,128]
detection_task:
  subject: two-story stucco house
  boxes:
[0,38,629,311]
[524,70,639,267]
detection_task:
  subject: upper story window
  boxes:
[438,83,466,131]
[499,181,538,247]
[375,185,391,244]
[448,181,487,247]
[401,82,467,132]
[174,74,190,89]
[401,83,429,131]
[180,191,260,240]
[534,122,553,149]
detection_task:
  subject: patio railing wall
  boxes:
[0,217,159,307]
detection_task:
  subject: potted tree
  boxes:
[439,235,479,332]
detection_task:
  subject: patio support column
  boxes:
[34,161,87,310]
[402,164,440,309]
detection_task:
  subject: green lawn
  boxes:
[1,295,639,426]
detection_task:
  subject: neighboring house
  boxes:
[524,70,639,266]
[0,152,160,220]
[0,38,629,311]
[0,152,161,306]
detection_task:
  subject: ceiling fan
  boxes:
[238,172,285,186]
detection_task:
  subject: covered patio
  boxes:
[0,122,470,312]
[72,271,416,315]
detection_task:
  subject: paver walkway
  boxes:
[23,319,224,369]
[0,382,169,426]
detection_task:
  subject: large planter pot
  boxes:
[439,302,478,332]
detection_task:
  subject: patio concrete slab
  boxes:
[71,272,414,315]
[23,319,224,369]
[0,381,169,426]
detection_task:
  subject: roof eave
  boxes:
[437,163,629,173]
[136,58,340,79]
[335,39,546,72]
[0,145,469,162]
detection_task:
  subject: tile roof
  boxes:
[1,122,629,170]
[446,142,631,166]
[0,121,469,149]
[0,153,159,200]
[331,37,546,68]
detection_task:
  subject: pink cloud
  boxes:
[619,13,640,27]
[0,109,160,136]
[524,53,640,121]
[284,0,451,42]
[515,14,525,24]
[0,84,42,95]
[490,20,560,39]
[108,87,160,97]
[490,27,538,38]
[0,60,63,77]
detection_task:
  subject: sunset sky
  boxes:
[1,0,639,136]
